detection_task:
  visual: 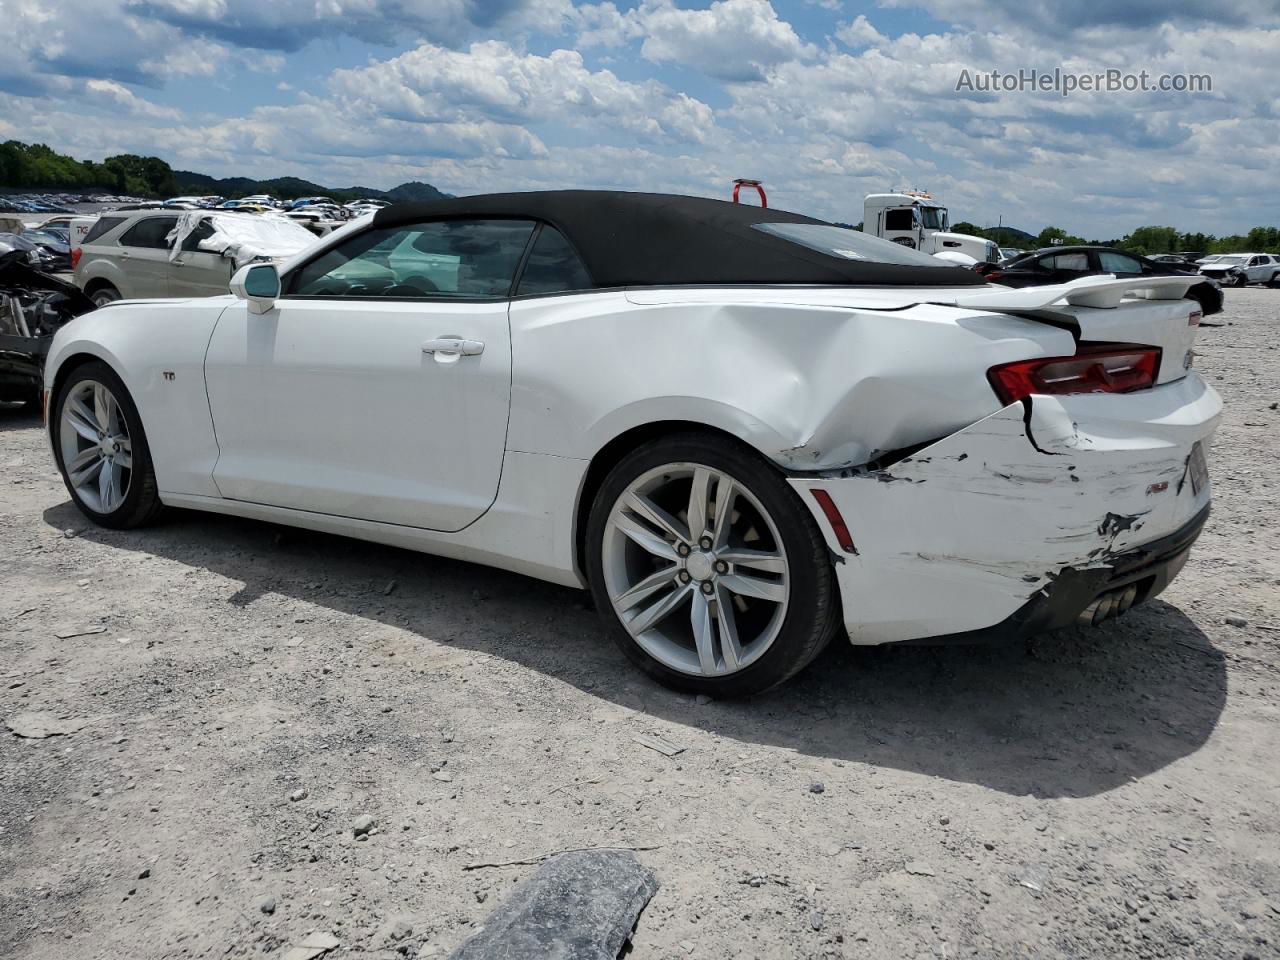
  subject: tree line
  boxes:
[1,141,179,196]
[952,221,1280,256]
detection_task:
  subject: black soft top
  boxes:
[373,190,986,288]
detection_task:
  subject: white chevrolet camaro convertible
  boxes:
[44,192,1221,696]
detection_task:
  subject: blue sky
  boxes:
[3,0,1278,237]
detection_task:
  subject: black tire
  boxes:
[89,284,121,308]
[52,360,163,529]
[1269,272,1280,289]
[585,433,841,697]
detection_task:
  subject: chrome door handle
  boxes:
[422,337,484,357]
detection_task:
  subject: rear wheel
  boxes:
[586,434,840,697]
[52,361,163,528]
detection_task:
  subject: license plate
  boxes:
[1188,441,1209,497]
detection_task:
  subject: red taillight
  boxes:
[987,344,1162,405]
[810,489,858,554]
[984,270,1004,282]
[71,248,82,269]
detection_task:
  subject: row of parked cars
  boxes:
[143,194,390,235]
[976,246,1280,317]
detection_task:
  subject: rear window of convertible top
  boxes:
[752,222,948,267]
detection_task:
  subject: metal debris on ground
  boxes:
[448,849,658,960]
[53,625,107,639]
[632,733,685,757]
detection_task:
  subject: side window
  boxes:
[883,209,914,232]
[287,219,535,299]
[1097,252,1141,274]
[180,219,218,253]
[83,216,125,245]
[1047,252,1090,271]
[119,216,179,250]
[515,226,593,296]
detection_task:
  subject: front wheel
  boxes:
[586,434,840,697]
[52,361,163,528]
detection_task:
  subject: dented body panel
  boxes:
[791,372,1221,643]
[509,287,1078,470]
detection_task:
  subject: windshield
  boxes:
[1213,255,1247,265]
[753,222,955,267]
[919,206,947,230]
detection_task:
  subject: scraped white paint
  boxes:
[791,373,1221,643]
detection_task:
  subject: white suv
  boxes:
[75,210,317,305]
[1197,252,1280,288]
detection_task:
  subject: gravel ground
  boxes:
[2,289,1278,960]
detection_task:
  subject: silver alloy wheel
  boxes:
[91,289,119,307]
[59,380,132,514]
[602,462,790,677]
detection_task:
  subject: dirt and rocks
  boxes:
[2,289,1278,960]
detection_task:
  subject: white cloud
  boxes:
[84,79,183,120]
[572,2,645,47]
[635,0,817,81]
[834,15,887,49]
[327,41,716,145]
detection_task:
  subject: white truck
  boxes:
[862,192,998,266]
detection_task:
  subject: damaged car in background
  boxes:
[42,192,1221,696]
[74,210,320,305]
[1,237,94,407]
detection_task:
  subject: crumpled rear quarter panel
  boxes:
[792,372,1222,644]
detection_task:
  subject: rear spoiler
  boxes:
[935,274,1201,311]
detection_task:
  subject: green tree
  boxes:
[1036,226,1086,247]
[1245,226,1280,252]
[101,154,178,196]
[951,221,988,238]
[1179,232,1213,253]
[1120,226,1179,255]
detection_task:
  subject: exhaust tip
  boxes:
[1079,584,1142,627]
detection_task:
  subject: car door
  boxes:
[1009,252,1087,285]
[169,217,234,296]
[115,215,179,297]
[1095,250,1146,278]
[203,217,535,532]
[1246,256,1268,283]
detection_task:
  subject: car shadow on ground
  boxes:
[0,403,42,432]
[47,501,1227,800]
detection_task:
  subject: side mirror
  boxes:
[230,263,280,314]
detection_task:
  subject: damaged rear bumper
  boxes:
[790,372,1222,645]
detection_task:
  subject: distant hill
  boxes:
[0,139,450,204]
[984,225,1034,242]
[172,172,450,205]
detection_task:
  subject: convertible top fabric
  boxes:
[373,191,986,288]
